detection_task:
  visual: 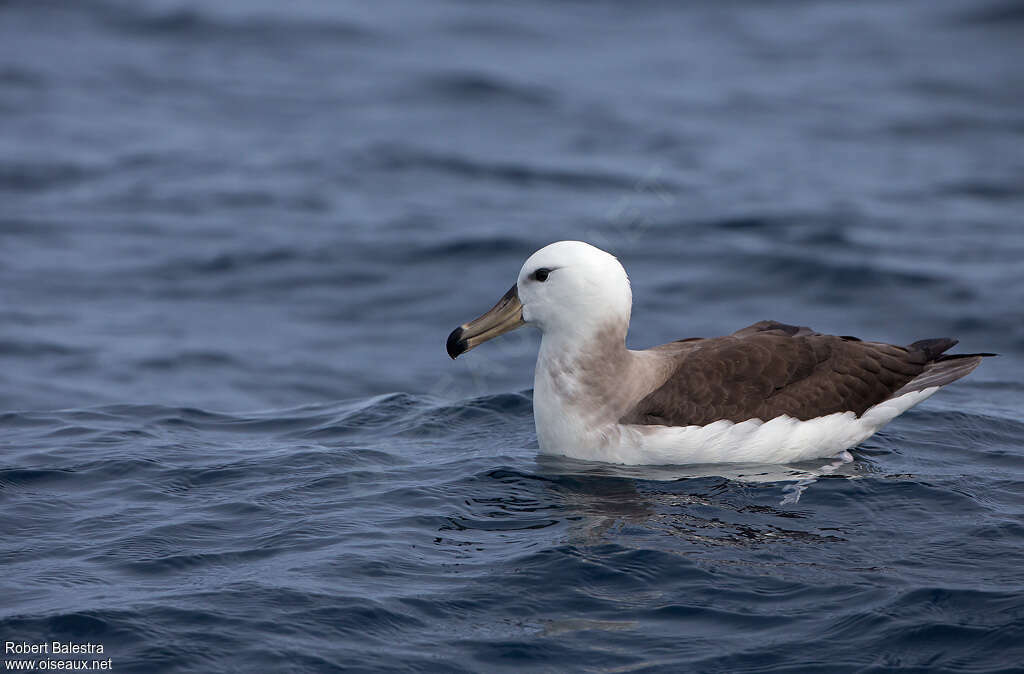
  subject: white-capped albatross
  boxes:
[446,241,993,465]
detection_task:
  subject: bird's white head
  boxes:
[447,241,631,358]
[517,241,631,336]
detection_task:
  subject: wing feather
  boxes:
[620,321,966,427]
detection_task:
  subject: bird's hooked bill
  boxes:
[446,284,524,359]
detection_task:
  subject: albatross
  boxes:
[446,241,992,465]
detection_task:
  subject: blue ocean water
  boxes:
[2,0,1023,671]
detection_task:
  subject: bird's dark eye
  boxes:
[532,268,551,282]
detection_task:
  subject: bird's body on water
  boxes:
[447,241,991,465]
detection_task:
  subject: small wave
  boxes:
[0,160,92,192]
[941,180,1024,201]
[362,143,654,191]
[0,66,43,88]
[0,411,61,428]
[1,611,110,637]
[270,598,431,645]
[413,236,535,262]
[294,393,433,440]
[886,115,1024,138]
[0,338,91,357]
[0,468,78,489]
[288,392,531,442]
[415,72,554,107]
[114,547,279,576]
[5,398,489,447]
[707,214,856,243]
[145,244,386,284]
[905,409,1024,455]
[135,351,241,371]
[815,586,1024,668]
[97,186,333,217]
[654,251,945,299]
[752,254,942,289]
[395,392,533,440]
[103,6,377,44]
[959,1,1024,25]
[163,247,301,275]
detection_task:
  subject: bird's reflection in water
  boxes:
[532,453,867,549]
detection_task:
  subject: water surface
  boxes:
[2,0,1023,671]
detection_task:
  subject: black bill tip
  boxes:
[446,326,467,359]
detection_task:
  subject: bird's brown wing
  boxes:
[620,321,956,426]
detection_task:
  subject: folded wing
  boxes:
[620,320,988,427]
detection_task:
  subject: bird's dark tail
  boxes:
[890,338,996,397]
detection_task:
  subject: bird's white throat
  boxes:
[532,323,661,455]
